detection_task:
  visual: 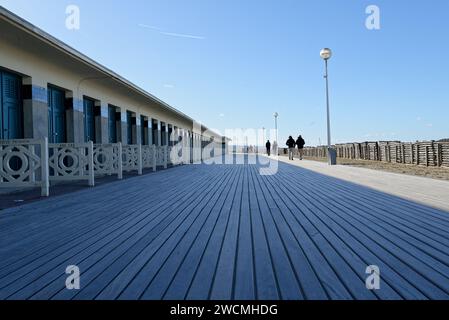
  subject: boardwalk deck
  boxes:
[1,155,449,300]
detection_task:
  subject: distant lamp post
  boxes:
[273,112,279,140]
[320,48,336,165]
[273,112,279,156]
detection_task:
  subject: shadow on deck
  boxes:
[0,155,448,300]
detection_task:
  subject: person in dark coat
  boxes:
[266,140,271,156]
[286,136,296,160]
[296,135,305,160]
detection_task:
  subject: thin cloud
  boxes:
[138,24,160,30]
[163,84,175,88]
[416,116,434,128]
[138,23,205,40]
[160,31,205,40]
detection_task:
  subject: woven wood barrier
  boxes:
[303,141,449,167]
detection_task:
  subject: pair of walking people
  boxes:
[286,135,305,160]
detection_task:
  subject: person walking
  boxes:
[296,135,305,160]
[286,136,296,160]
[266,140,271,156]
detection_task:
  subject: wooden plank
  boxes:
[232,166,256,299]
[0,172,200,276]
[258,176,353,299]
[0,167,207,277]
[3,166,225,299]
[208,165,245,299]
[282,168,448,298]
[249,166,304,300]
[251,166,327,299]
[1,155,449,300]
[82,165,234,300]
[29,167,226,300]
[139,166,240,300]
[185,167,244,300]
[265,168,376,300]
[164,166,242,300]
[242,167,280,300]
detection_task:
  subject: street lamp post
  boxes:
[320,48,336,165]
[273,112,279,141]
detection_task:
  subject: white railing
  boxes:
[93,143,123,179]
[0,138,224,197]
[0,138,49,196]
[167,146,173,166]
[48,142,94,187]
[169,144,183,165]
[122,144,142,175]
[168,145,183,166]
[156,145,168,169]
[142,145,156,172]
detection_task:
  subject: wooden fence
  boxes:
[303,141,449,168]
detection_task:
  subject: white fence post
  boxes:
[41,138,49,197]
[30,144,36,183]
[164,145,168,169]
[152,145,156,172]
[138,144,143,175]
[118,142,123,180]
[88,141,95,187]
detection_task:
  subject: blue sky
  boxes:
[1,0,448,145]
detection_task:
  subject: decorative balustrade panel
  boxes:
[0,139,49,196]
[167,145,184,165]
[0,140,41,185]
[156,146,167,167]
[48,142,94,186]
[1,138,229,196]
[167,146,173,165]
[122,145,141,173]
[93,143,122,178]
[142,145,156,169]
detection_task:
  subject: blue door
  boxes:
[48,86,66,143]
[140,115,146,145]
[0,71,23,140]
[126,111,133,145]
[168,125,173,146]
[161,123,166,146]
[83,98,95,142]
[152,119,158,146]
[108,105,117,143]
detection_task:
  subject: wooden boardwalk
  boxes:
[1,155,449,300]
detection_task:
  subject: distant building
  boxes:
[0,7,223,149]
